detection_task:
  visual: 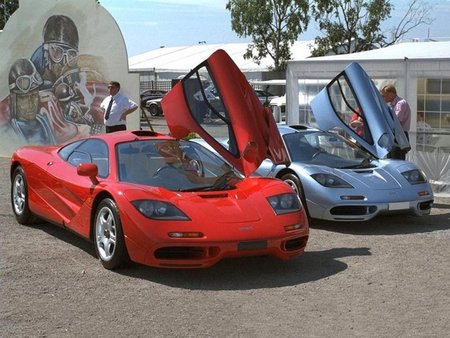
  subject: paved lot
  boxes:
[1,121,450,337]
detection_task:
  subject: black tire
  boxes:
[148,104,160,117]
[11,166,37,225]
[280,173,310,219]
[94,198,130,269]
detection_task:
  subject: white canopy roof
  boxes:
[129,40,316,73]
[301,40,450,62]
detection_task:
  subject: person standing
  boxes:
[101,81,138,133]
[381,84,411,159]
[416,111,432,145]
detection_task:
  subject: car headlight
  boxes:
[311,173,353,188]
[267,193,301,215]
[401,169,427,185]
[132,200,190,220]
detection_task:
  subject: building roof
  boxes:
[129,40,316,73]
[298,40,450,62]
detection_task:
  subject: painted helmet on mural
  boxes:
[8,58,43,119]
[43,15,79,50]
[9,58,43,94]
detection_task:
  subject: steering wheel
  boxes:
[188,159,204,177]
[312,148,327,159]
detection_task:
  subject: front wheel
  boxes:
[11,166,37,225]
[148,104,160,117]
[281,173,310,219]
[94,198,130,269]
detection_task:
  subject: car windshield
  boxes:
[116,139,241,191]
[283,131,376,169]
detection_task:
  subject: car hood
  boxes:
[161,49,290,177]
[294,160,418,190]
[330,166,403,190]
[310,62,410,158]
[122,176,293,222]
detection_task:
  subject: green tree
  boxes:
[226,0,309,71]
[0,0,19,30]
[383,0,432,47]
[311,0,392,56]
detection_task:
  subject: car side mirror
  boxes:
[77,163,99,184]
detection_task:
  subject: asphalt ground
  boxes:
[1,116,449,337]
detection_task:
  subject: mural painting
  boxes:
[0,0,139,156]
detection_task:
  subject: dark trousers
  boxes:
[106,125,126,133]
[388,131,409,160]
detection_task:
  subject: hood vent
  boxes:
[199,193,229,199]
[353,169,374,174]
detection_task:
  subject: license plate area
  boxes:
[238,240,267,251]
[388,202,410,210]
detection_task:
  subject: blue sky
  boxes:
[101,0,450,57]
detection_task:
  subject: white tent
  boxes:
[129,40,315,80]
[286,40,450,195]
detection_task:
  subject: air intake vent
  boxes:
[131,130,160,137]
[199,193,228,199]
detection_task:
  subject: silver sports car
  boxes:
[256,62,433,221]
[256,124,433,221]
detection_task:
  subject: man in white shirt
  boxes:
[101,81,138,133]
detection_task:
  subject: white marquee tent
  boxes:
[286,40,450,194]
[129,40,315,80]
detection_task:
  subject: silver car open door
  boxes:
[310,62,410,158]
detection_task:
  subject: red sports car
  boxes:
[10,50,309,269]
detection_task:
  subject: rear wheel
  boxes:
[281,173,310,219]
[11,166,37,225]
[94,198,130,269]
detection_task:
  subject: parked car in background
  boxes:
[140,89,167,106]
[254,89,279,106]
[140,89,167,117]
[145,96,165,116]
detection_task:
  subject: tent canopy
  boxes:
[129,41,315,74]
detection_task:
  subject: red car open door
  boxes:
[162,49,289,176]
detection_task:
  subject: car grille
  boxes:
[154,246,219,260]
[418,200,433,210]
[283,236,309,251]
[330,205,377,216]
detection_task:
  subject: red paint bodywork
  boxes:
[10,50,309,268]
[10,131,309,268]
